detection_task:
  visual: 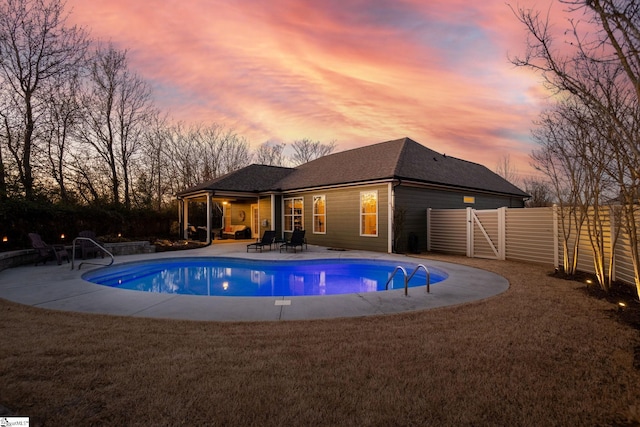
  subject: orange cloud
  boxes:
[64,0,569,179]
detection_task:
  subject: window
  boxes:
[284,197,303,231]
[313,195,326,234]
[360,190,378,236]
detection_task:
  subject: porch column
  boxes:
[388,182,393,254]
[206,193,212,244]
[178,199,184,239]
[256,196,261,238]
[271,194,276,231]
[182,198,189,240]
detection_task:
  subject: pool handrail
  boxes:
[385,265,408,295]
[71,237,114,270]
[385,264,431,295]
[407,264,431,293]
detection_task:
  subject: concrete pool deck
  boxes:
[0,242,509,321]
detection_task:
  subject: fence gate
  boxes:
[427,205,557,267]
[466,207,505,260]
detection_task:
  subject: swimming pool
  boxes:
[83,257,448,297]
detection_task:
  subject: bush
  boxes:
[0,198,178,251]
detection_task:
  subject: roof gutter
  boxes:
[396,178,529,199]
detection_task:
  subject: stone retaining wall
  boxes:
[0,241,156,271]
[0,249,39,272]
[103,241,156,256]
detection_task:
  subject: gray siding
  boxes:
[284,184,389,252]
[395,185,524,252]
[258,196,272,237]
[230,202,252,227]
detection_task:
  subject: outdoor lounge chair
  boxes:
[279,229,306,253]
[247,230,277,252]
[28,232,69,266]
[78,230,104,259]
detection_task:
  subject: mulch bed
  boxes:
[551,269,640,370]
[152,239,208,251]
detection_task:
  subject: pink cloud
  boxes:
[64,0,572,180]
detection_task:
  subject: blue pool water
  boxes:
[82,257,448,297]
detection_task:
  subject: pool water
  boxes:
[82,257,448,297]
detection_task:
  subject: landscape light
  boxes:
[2,236,7,242]
[60,234,65,240]
[586,279,592,284]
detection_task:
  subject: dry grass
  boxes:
[1,254,639,426]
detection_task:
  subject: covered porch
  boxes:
[177,190,279,244]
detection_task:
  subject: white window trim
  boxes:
[313,195,326,234]
[284,197,304,232]
[360,190,378,237]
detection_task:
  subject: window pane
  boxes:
[313,197,325,214]
[362,215,377,235]
[361,192,376,213]
[284,197,303,232]
[313,195,326,234]
[360,191,377,236]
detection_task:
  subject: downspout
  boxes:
[389,179,402,254]
[206,192,212,245]
[177,196,183,239]
[270,194,275,231]
[182,197,189,240]
[256,193,260,238]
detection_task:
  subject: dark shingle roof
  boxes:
[178,138,529,198]
[177,164,294,196]
[393,138,528,196]
[276,137,528,196]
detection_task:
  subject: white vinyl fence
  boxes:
[427,206,638,285]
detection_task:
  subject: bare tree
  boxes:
[523,178,554,207]
[78,44,154,208]
[0,134,5,200]
[495,154,520,187]
[159,122,252,195]
[531,103,587,277]
[67,151,109,204]
[0,0,89,199]
[217,129,251,175]
[513,0,640,297]
[137,114,170,210]
[255,141,286,166]
[188,124,251,180]
[290,138,336,166]
[40,70,83,202]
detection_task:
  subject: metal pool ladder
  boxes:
[385,264,431,296]
[70,237,114,270]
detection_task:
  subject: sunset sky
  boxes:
[64,0,572,181]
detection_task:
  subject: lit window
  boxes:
[360,190,378,236]
[313,195,326,234]
[284,197,303,231]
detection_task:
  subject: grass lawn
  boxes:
[1,254,639,426]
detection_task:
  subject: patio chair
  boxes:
[279,229,306,253]
[247,230,277,252]
[28,233,69,266]
[78,230,104,259]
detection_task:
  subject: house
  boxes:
[176,137,529,253]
